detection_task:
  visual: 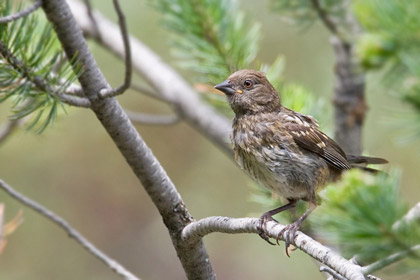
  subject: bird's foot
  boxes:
[278,221,301,257]
[258,213,277,246]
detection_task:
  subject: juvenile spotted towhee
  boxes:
[215,69,387,254]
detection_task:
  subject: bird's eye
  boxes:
[244,80,253,88]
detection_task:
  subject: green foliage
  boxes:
[0,1,79,133]
[354,0,420,136]
[312,170,420,269]
[152,0,260,84]
[356,33,396,70]
[152,0,329,120]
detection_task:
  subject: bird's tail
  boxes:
[347,155,388,173]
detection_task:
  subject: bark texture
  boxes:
[331,36,366,155]
[41,1,215,279]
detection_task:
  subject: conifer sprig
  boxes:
[0,2,81,133]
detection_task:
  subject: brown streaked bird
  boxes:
[214,69,387,255]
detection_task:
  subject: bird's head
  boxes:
[214,69,281,116]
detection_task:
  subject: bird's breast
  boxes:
[231,119,329,200]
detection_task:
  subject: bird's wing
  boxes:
[281,107,320,127]
[280,111,351,170]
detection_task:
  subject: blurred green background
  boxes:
[0,0,419,279]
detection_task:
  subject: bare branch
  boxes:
[55,91,91,107]
[68,0,232,156]
[182,216,368,280]
[310,0,344,41]
[320,266,347,280]
[393,202,420,231]
[99,0,132,98]
[0,179,140,280]
[310,0,365,155]
[131,83,169,103]
[126,110,179,126]
[0,119,21,145]
[361,244,420,275]
[82,0,102,42]
[65,83,85,97]
[0,0,42,24]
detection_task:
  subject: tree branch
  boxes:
[125,110,179,126]
[82,0,102,42]
[361,244,420,275]
[392,202,420,231]
[310,0,365,155]
[41,0,215,278]
[0,0,42,24]
[0,179,140,280]
[310,0,341,39]
[131,83,169,103]
[182,216,369,280]
[320,266,347,280]
[98,0,131,98]
[55,90,91,107]
[0,119,21,145]
[67,0,232,156]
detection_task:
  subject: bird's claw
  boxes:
[258,214,277,246]
[278,222,300,257]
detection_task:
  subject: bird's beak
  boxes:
[214,80,236,96]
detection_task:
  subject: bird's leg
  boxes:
[279,201,317,257]
[258,200,297,245]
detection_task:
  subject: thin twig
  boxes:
[82,0,102,42]
[0,41,90,108]
[65,83,85,97]
[99,0,131,98]
[0,0,42,24]
[0,119,21,144]
[131,83,169,103]
[126,110,179,126]
[56,91,91,107]
[393,202,420,231]
[0,179,140,280]
[320,266,347,280]
[182,216,368,280]
[310,0,341,38]
[68,0,232,156]
[361,244,420,275]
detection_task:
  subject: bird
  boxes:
[214,69,388,255]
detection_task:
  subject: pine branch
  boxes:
[181,216,369,280]
[0,41,90,108]
[0,179,141,280]
[362,244,420,275]
[152,0,260,84]
[0,0,42,24]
